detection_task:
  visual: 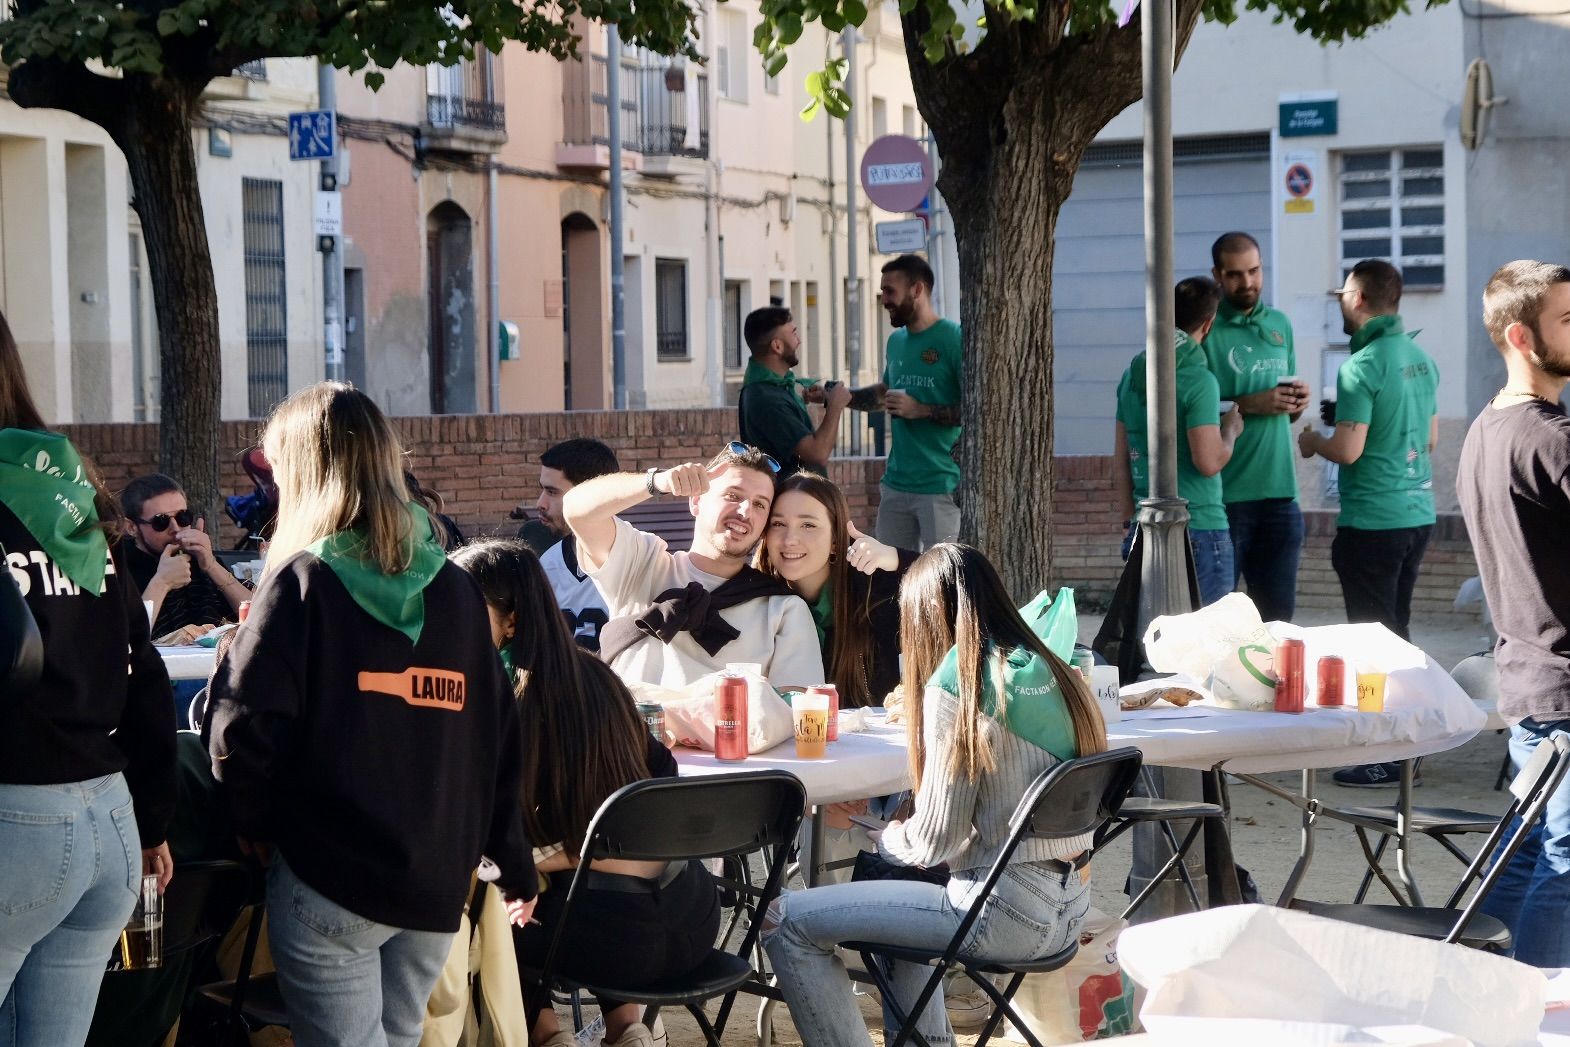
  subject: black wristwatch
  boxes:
[645,467,661,498]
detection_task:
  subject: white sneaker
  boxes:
[944,988,994,1031]
[604,1022,655,1047]
[649,1015,667,1047]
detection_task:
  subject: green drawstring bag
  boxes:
[1018,587,1079,662]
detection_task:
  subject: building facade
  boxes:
[0,51,325,424]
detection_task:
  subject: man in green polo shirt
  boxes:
[1203,231,1311,622]
[1300,258,1439,639]
[848,254,962,550]
[737,306,851,476]
[1114,277,1244,606]
[1300,258,1439,789]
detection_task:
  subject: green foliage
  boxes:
[755,0,1425,117]
[0,0,702,83]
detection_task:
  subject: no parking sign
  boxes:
[1282,151,1318,215]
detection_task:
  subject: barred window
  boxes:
[656,259,690,361]
[1339,148,1445,290]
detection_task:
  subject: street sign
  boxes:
[1278,93,1337,138]
[875,218,927,254]
[313,190,342,237]
[860,135,934,213]
[1281,150,1319,215]
[289,110,336,160]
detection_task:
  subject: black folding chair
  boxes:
[189,896,290,1044]
[1094,766,1227,919]
[523,770,806,1047]
[845,747,1144,1047]
[1293,732,1570,953]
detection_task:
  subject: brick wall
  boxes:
[58,414,1476,616]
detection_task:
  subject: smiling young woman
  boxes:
[756,472,916,708]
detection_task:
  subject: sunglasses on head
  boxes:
[725,441,781,474]
[134,510,193,533]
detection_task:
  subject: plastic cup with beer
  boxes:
[1356,665,1388,713]
[119,874,163,969]
[792,691,830,759]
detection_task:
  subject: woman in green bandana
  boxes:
[0,311,178,1047]
[206,383,538,1047]
[763,544,1107,1047]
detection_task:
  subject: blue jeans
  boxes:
[267,855,455,1047]
[0,774,141,1047]
[1480,718,1570,966]
[1119,525,1234,608]
[1224,499,1303,622]
[763,862,1090,1047]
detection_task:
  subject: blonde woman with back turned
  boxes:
[207,382,537,1047]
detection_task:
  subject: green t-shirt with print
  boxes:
[1202,299,1298,503]
[1114,331,1228,531]
[738,358,814,475]
[1334,314,1439,530]
[881,318,963,495]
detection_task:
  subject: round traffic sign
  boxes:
[1285,163,1313,198]
[860,135,934,213]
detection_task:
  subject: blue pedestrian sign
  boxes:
[289,111,336,160]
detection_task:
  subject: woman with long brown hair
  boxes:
[763,544,1106,1047]
[0,310,177,1047]
[451,539,719,1047]
[756,471,914,708]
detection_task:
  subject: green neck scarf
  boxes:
[931,644,1078,762]
[306,502,447,644]
[1349,313,1405,354]
[0,429,107,594]
[742,357,819,390]
[807,580,834,649]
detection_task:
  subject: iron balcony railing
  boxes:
[427,54,505,132]
[563,53,710,158]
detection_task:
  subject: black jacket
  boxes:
[0,502,177,844]
[207,552,534,932]
[827,548,919,707]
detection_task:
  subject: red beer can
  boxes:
[1273,638,1306,714]
[714,674,750,761]
[808,684,841,742]
[1317,655,1346,707]
[238,600,252,623]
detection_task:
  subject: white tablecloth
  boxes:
[675,723,911,805]
[159,645,216,681]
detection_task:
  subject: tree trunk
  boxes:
[901,9,1203,600]
[9,66,223,522]
[112,79,224,522]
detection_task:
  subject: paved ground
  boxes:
[612,607,1506,1047]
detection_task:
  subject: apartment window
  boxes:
[242,178,288,416]
[871,96,888,139]
[1339,148,1445,290]
[656,259,690,360]
[717,9,749,102]
[902,104,919,138]
[724,280,746,370]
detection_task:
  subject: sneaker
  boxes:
[1332,762,1421,788]
[604,1023,655,1047]
[944,988,994,1031]
[649,1015,667,1047]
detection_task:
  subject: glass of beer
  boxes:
[119,874,163,969]
[792,691,830,759]
[1356,668,1388,713]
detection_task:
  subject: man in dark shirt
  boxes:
[122,473,246,640]
[737,306,851,475]
[1458,259,1570,966]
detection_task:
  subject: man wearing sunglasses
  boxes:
[564,442,824,691]
[121,473,248,642]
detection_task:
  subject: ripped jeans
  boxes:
[762,862,1090,1047]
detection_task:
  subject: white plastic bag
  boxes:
[1004,908,1138,1042]
[1142,593,1276,711]
[1119,905,1546,1047]
[626,671,794,754]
